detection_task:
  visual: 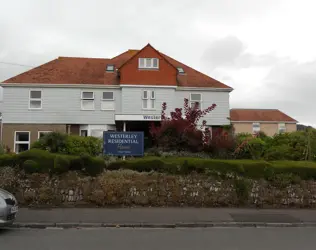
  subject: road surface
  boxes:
[1,227,316,250]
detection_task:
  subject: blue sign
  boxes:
[103,131,144,156]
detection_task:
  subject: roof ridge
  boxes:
[58,56,109,60]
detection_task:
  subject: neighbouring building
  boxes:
[230,109,298,136]
[0,44,233,153]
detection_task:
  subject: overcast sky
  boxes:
[0,0,315,126]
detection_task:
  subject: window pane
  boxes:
[106,65,114,71]
[16,132,29,142]
[143,99,148,109]
[151,91,155,99]
[190,101,200,109]
[81,100,94,109]
[82,92,94,99]
[152,58,158,68]
[143,90,148,99]
[139,58,145,68]
[145,58,152,68]
[30,90,41,99]
[30,100,41,108]
[191,93,201,101]
[15,143,29,153]
[151,99,155,109]
[103,92,114,100]
[101,101,115,110]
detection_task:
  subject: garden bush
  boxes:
[80,154,105,176]
[53,155,71,174]
[31,132,102,156]
[23,160,40,174]
[150,98,216,152]
[106,156,316,180]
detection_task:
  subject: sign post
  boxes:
[103,131,144,157]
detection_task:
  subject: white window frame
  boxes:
[252,122,261,134]
[142,90,156,110]
[189,93,202,109]
[81,91,95,110]
[29,90,42,110]
[278,123,286,133]
[14,131,30,153]
[38,131,52,139]
[101,91,115,111]
[138,58,159,69]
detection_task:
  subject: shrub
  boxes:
[206,128,236,159]
[64,136,102,156]
[32,132,102,156]
[32,132,67,153]
[0,154,18,168]
[53,155,70,174]
[80,154,105,176]
[18,149,55,173]
[23,160,40,174]
[150,98,216,152]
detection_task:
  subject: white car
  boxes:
[0,188,18,226]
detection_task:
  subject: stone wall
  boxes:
[1,167,316,208]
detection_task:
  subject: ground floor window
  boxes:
[38,131,52,139]
[14,131,30,153]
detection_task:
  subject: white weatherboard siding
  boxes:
[2,87,121,124]
[120,87,175,115]
[175,90,230,126]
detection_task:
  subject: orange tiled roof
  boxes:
[2,45,231,89]
[230,109,297,122]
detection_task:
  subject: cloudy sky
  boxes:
[0,0,315,126]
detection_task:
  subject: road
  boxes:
[1,227,316,250]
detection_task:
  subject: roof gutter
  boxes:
[0,83,121,89]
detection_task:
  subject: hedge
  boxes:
[0,149,105,176]
[107,156,316,180]
[2,150,316,180]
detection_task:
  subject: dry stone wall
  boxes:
[1,167,316,208]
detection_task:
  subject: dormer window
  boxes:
[177,67,185,74]
[106,64,115,72]
[139,58,159,69]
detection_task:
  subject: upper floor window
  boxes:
[29,90,42,109]
[81,91,94,110]
[142,90,155,109]
[190,93,202,109]
[139,58,159,69]
[278,123,286,133]
[106,64,115,72]
[253,123,260,134]
[177,67,185,74]
[101,91,115,110]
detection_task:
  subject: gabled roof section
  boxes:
[230,109,298,123]
[118,43,178,71]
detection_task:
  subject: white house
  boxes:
[0,44,233,153]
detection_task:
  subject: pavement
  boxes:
[9,207,316,228]
[1,227,316,250]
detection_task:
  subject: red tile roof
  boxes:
[2,44,232,89]
[230,109,298,122]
